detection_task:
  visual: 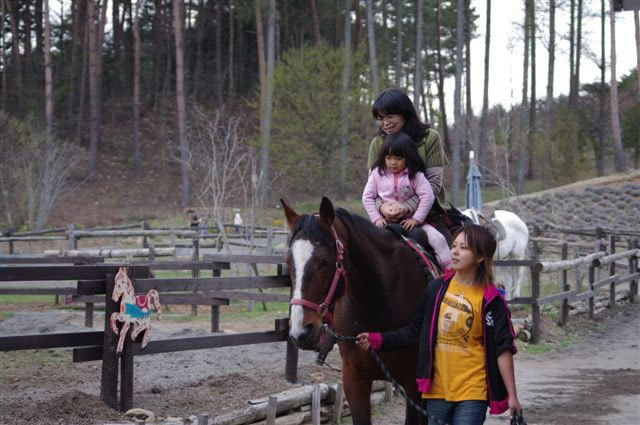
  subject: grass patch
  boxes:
[0,295,55,303]
[0,311,15,320]
[520,334,579,354]
[0,349,68,384]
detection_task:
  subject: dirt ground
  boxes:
[1,299,639,425]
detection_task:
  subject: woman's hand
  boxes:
[508,395,523,419]
[401,218,419,230]
[356,333,371,350]
[374,218,387,227]
[380,202,408,221]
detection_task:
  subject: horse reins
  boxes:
[290,225,346,326]
[288,223,446,424]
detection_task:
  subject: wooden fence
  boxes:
[0,259,298,412]
[0,221,289,255]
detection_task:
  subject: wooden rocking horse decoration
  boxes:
[110,267,162,353]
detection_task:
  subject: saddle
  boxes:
[467,207,506,241]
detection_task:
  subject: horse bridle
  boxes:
[290,225,347,326]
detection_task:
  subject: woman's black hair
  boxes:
[371,132,426,178]
[371,88,430,143]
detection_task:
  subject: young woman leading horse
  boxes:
[283,196,439,425]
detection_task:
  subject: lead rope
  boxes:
[322,325,448,425]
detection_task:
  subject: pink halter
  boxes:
[290,226,347,325]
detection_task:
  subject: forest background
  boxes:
[0,0,639,232]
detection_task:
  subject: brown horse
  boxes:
[282,196,438,425]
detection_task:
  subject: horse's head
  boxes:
[113,266,132,302]
[282,196,346,351]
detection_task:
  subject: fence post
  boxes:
[192,238,200,316]
[141,221,149,248]
[120,326,134,412]
[267,227,274,255]
[629,239,638,304]
[101,273,119,410]
[609,235,616,309]
[560,242,569,326]
[67,223,77,250]
[8,238,14,254]
[85,302,94,328]
[266,396,278,425]
[211,266,220,332]
[311,384,321,425]
[588,265,595,319]
[331,383,344,425]
[531,265,541,344]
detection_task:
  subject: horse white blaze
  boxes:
[290,239,315,339]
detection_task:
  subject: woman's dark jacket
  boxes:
[369,271,517,415]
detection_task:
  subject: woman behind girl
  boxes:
[356,225,522,425]
[362,132,452,269]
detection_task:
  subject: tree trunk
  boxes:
[527,0,536,179]
[435,0,450,154]
[1,0,7,110]
[354,0,361,51]
[6,0,21,88]
[112,0,122,96]
[311,0,321,45]
[569,0,575,100]
[44,0,52,148]
[574,0,583,102]
[24,0,32,74]
[634,10,639,102]
[338,0,352,200]
[609,0,626,172]
[68,0,82,126]
[173,0,191,206]
[365,0,378,95]
[395,0,402,87]
[543,0,555,188]
[255,0,266,105]
[414,0,424,109]
[35,0,43,55]
[133,0,141,174]
[193,0,205,98]
[75,5,89,145]
[517,0,530,195]
[381,2,389,85]
[464,0,472,155]
[87,0,99,176]
[228,0,235,110]
[258,0,275,206]
[215,0,223,106]
[452,0,464,207]
[478,0,491,174]
[596,0,606,176]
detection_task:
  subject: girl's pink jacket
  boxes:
[362,167,435,223]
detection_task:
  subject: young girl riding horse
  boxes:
[356,225,523,425]
[362,132,452,269]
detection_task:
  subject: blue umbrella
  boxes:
[465,151,483,210]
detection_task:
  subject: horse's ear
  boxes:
[318,196,335,228]
[280,198,299,230]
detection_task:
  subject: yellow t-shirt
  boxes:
[423,278,487,401]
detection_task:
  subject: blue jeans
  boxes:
[425,399,488,425]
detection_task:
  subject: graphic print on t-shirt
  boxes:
[437,291,475,352]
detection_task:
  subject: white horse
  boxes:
[462,209,529,300]
[110,267,162,353]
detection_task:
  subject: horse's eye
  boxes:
[319,260,329,269]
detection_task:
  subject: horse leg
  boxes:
[341,360,373,425]
[117,321,131,353]
[140,323,151,348]
[110,312,120,335]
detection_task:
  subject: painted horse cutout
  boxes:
[462,208,529,299]
[283,196,437,425]
[110,266,162,353]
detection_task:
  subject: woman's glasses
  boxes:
[376,114,399,124]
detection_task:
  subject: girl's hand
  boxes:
[356,333,371,350]
[380,202,406,220]
[374,218,387,227]
[508,395,523,418]
[401,218,419,230]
